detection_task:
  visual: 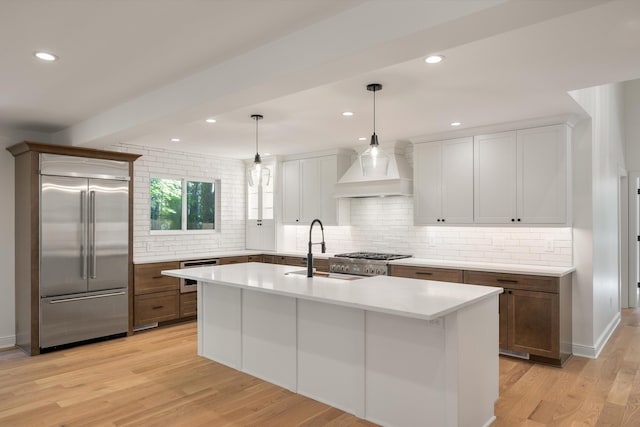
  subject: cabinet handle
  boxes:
[442,218,445,222]
[437,219,441,222]
[517,218,521,222]
[507,290,513,294]
[152,275,163,279]
[497,279,518,284]
[415,271,433,276]
[511,218,515,222]
[152,305,164,310]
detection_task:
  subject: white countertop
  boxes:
[162,263,503,321]
[134,250,335,264]
[389,257,575,277]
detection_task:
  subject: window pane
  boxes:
[187,181,215,230]
[150,178,182,230]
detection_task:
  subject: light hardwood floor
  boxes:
[1,308,640,427]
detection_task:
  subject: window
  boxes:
[150,177,216,232]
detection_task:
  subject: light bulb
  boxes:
[370,146,379,158]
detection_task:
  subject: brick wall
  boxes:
[110,143,246,259]
[287,196,573,266]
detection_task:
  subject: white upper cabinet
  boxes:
[414,137,474,225]
[246,161,276,250]
[474,124,569,224]
[474,131,518,223]
[517,125,569,224]
[282,153,350,226]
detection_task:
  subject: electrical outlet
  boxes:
[146,242,154,251]
[428,235,437,247]
[544,238,554,252]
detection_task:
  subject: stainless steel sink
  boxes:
[285,269,362,281]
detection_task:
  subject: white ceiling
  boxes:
[3,0,640,160]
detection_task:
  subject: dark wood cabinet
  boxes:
[134,261,181,327]
[248,255,263,263]
[219,256,249,265]
[389,265,463,283]
[464,270,571,366]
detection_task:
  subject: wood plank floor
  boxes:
[1,308,640,426]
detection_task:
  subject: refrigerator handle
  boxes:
[89,190,97,279]
[80,190,87,280]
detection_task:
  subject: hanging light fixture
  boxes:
[248,114,271,187]
[360,83,390,177]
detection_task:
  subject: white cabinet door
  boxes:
[414,142,442,225]
[414,138,473,225]
[300,158,322,224]
[517,125,568,224]
[442,138,474,224]
[282,160,301,224]
[282,154,351,226]
[474,131,517,223]
[246,220,275,251]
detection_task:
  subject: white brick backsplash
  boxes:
[108,143,246,259]
[287,196,573,267]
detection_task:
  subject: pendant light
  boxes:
[360,83,390,177]
[248,114,270,187]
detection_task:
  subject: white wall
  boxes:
[111,144,246,261]
[286,196,572,266]
[570,82,626,357]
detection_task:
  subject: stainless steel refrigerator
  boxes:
[39,154,129,349]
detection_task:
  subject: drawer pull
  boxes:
[152,305,164,310]
[497,279,518,284]
[152,275,163,279]
[415,272,433,276]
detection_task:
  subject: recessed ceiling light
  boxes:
[170,138,181,142]
[358,137,367,141]
[342,111,354,117]
[34,51,58,61]
[450,121,462,127]
[425,55,444,64]
[205,118,216,123]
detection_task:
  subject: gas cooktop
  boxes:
[334,252,412,261]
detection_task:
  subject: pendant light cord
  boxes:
[255,116,259,155]
[372,88,376,134]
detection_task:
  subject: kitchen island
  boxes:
[163,262,503,427]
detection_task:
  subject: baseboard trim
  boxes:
[572,312,622,359]
[0,335,16,349]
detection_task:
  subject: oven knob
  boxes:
[330,265,336,272]
[343,265,349,273]
[377,268,386,275]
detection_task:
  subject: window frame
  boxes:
[149,175,220,235]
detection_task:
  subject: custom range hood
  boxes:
[334,144,413,198]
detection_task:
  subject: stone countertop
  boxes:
[388,258,575,277]
[134,250,335,264]
[162,263,502,321]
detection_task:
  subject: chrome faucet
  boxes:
[307,218,326,277]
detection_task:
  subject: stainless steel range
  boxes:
[329,252,412,276]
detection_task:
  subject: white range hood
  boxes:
[334,146,413,198]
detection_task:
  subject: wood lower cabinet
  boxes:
[389,265,463,283]
[248,255,263,263]
[219,256,250,265]
[464,270,572,366]
[135,290,180,324]
[180,292,197,317]
[134,261,182,327]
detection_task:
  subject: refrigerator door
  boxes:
[40,175,89,297]
[88,178,129,292]
[40,289,128,349]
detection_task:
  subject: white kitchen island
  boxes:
[163,263,502,427]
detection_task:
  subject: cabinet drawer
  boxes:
[248,255,263,263]
[134,262,180,295]
[219,256,249,265]
[135,290,179,325]
[180,292,197,318]
[464,270,558,293]
[389,265,463,283]
[312,258,329,272]
[283,256,307,267]
[262,255,276,264]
